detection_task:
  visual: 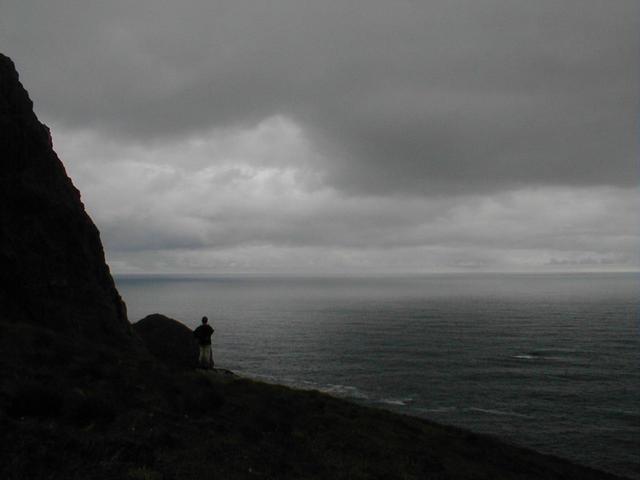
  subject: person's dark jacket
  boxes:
[193,324,214,346]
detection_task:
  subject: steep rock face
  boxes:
[133,314,198,369]
[0,53,133,345]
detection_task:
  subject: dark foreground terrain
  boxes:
[0,317,629,480]
[0,52,629,479]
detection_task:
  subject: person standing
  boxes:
[193,316,214,369]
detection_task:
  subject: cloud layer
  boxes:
[52,119,639,273]
[2,0,638,272]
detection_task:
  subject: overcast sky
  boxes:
[2,0,638,273]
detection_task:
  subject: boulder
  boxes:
[133,314,198,369]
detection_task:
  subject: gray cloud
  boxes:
[2,0,637,195]
[2,1,638,273]
[50,124,638,273]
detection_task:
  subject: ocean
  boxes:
[115,272,639,479]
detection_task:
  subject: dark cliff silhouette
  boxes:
[0,53,132,345]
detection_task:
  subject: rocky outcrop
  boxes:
[133,314,198,369]
[0,53,133,345]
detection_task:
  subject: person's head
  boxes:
[201,316,208,324]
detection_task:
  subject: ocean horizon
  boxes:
[115,272,639,479]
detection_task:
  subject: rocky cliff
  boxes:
[0,53,132,345]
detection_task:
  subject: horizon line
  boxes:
[112,270,640,278]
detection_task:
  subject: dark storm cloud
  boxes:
[2,0,637,194]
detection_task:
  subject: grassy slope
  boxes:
[0,320,628,480]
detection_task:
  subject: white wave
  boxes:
[238,371,372,401]
[416,406,457,413]
[468,407,532,418]
[513,353,581,363]
[320,384,370,400]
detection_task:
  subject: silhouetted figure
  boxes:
[193,316,214,369]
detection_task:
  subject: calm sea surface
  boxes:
[115,273,639,478]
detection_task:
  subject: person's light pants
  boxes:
[199,345,213,368]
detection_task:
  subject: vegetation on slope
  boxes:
[0,320,627,480]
